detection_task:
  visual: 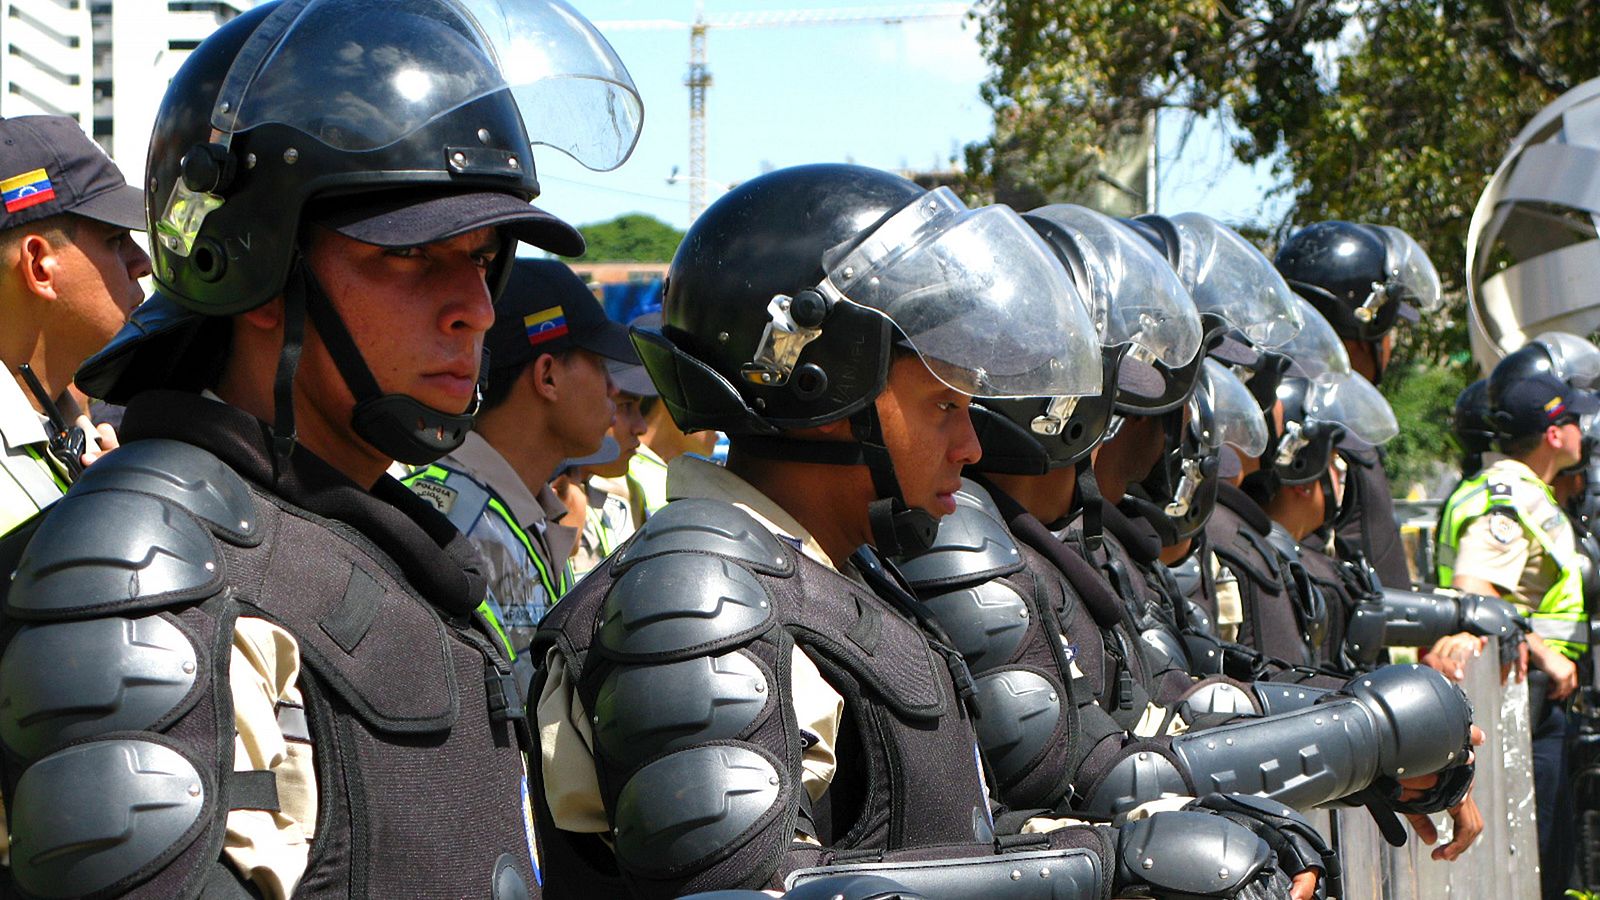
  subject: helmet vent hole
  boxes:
[192,241,226,282]
[1067,421,1085,441]
[792,364,828,400]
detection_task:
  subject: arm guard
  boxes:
[779,807,1289,900]
[1380,587,1529,666]
[1176,677,1338,727]
[1085,664,1474,815]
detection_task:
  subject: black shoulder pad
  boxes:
[599,553,776,662]
[0,615,202,763]
[594,651,774,772]
[895,481,1023,591]
[613,498,793,577]
[6,489,223,620]
[613,743,787,880]
[71,438,261,546]
[9,737,212,898]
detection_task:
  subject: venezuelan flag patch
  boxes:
[1,168,56,214]
[524,306,569,347]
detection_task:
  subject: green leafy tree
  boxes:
[576,213,685,262]
[967,0,1600,482]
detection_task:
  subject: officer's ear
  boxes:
[16,232,63,301]
[529,351,561,402]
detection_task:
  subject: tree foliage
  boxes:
[576,213,685,262]
[968,0,1600,481]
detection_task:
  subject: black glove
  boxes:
[1189,793,1339,900]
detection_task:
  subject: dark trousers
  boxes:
[1534,700,1577,900]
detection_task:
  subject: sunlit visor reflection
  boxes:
[1028,204,1201,368]
[210,0,642,170]
[1194,358,1269,456]
[1168,212,1302,349]
[823,188,1103,399]
[1378,225,1443,313]
[1305,372,1397,446]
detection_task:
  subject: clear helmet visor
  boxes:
[1533,331,1600,390]
[211,0,642,170]
[1167,212,1303,348]
[1278,297,1353,380]
[824,188,1103,399]
[1193,358,1269,456]
[1028,204,1201,368]
[1304,372,1398,447]
[1378,225,1443,313]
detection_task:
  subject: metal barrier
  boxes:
[1338,637,1540,899]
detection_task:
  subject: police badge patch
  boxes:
[409,479,458,514]
[1488,512,1522,545]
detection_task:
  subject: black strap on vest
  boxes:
[850,545,979,716]
[729,408,938,557]
[1074,458,1104,552]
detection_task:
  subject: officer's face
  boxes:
[47,217,151,370]
[590,392,648,478]
[548,349,618,458]
[304,225,499,417]
[876,356,982,517]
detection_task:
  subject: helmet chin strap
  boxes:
[287,260,484,468]
[849,405,939,557]
[729,404,938,557]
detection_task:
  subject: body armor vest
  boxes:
[0,436,537,900]
[1202,484,1317,668]
[531,498,994,899]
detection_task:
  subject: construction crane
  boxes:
[597,2,971,221]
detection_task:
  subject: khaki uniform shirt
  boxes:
[0,376,63,865]
[1451,457,1576,615]
[538,456,847,839]
[413,433,578,652]
[0,372,66,538]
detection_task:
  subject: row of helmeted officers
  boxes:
[0,1,1572,898]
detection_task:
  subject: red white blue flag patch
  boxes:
[1,168,56,214]
[524,306,569,347]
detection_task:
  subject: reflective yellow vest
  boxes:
[402,463,574,660]
[1437,468,1588,659]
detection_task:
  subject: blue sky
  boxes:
[535,0,1290,231]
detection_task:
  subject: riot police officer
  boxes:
[532,164,1329,900]
[0,0,644,895]
[1275,221,1443,589]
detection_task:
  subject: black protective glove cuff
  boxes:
[1392,759,1476,815]
[1189,793,1340,899]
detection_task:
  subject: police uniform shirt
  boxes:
[571,474,636,578]
[538,455,846,840]
[0,370,66,536]
[411,432,578,651]
[1452,457,1578,615]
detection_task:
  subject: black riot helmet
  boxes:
[1451,379,1495,473]
[1274,221,1442,382]
[968,204,1200,474]
[1121,212,1304,413]
[1486,333,1600,409]
[1137,358,1270,542]
[1262,372,1397,489]
[77,0,642,466]
[633,163,1104,555]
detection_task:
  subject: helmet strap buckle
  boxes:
[1275,420,1310,470]
[1354,282,1389,323]
[743,287,833,386]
